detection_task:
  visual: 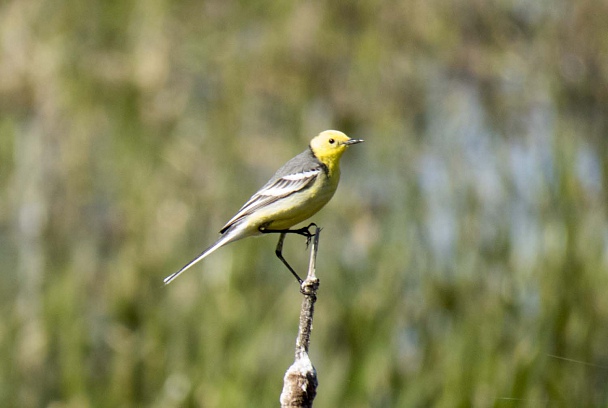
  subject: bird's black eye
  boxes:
[328,138,335,144]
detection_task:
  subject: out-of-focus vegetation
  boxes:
[2,0,608,406]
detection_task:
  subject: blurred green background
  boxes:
[2,0,608,407]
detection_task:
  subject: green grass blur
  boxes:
[1,1,608,407]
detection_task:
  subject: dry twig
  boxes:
[279,226,321,408]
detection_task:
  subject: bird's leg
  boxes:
[259,223,320,284]
[261,222,318,247]
[275,232,303,285]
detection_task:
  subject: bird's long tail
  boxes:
[163,227,244,285]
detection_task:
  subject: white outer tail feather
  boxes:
[163,225,247,285]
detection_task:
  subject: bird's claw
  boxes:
[303,223,321,249]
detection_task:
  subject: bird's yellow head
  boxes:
[309,130,364,166]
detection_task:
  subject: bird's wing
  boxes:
[219,168,321,233]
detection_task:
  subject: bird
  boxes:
[164,130,364,285]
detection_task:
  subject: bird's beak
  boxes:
[343,139,364,145]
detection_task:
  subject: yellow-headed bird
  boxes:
[164,130,363,285]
